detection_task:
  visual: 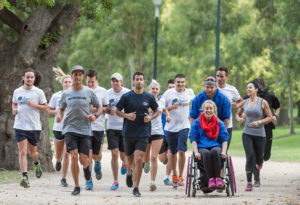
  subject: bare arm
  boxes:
[223,119,230,128]
[235,107,245,124]
[166,102,179,111]
[232,98,244,109]
[221,141,228,159]
[163,108,171,123]
[272,107,280,122]
[48,107,58,115]
[192,141,201,160]
[27,101,48,111]
[56,108,65,123]
[116,109,136,121]
[12,102,18,115]
[250,100,273,127]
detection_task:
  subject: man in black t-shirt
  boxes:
[116,72,158,197]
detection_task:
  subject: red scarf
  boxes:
[199,113,219,140]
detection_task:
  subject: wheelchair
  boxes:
[185,153,237,197]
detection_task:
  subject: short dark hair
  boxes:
[217,66,228,76]
[86,69,98,79]
[175,74,185,79]
[22,68,41,86]
[167,79,174,85]
[133,71,144,80]
[23,68,35,76]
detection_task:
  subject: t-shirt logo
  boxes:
[18,96,28,105]
[109,98,118,107]
[143,102,149,106]
[172,98,179,105]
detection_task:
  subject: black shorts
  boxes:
[53,130,65,141]
[107,129,124,152]
[14,129,41,146]
[90,131,104,155]
[159,136,168,154]
[148,134,164,144]
[123,137,148,156]
[65,132,91,156]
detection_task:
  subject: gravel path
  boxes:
[0,150,300,205]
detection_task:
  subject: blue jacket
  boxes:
[190,89,231,121]
[189,118,229,148]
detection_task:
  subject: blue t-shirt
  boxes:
[116,90,158,138]
[189,118,229,148]
[190,89,231,121]
[159,95,167,136]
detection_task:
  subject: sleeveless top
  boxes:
[243,97,266,137]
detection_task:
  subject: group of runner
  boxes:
[12,65,280,196]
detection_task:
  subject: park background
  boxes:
[0,0,299,177]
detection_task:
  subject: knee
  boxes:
[150,154,157,162]
[111,150,118,159]
[71,153,78,161]
[178,151,185,157]
[135,155,143,164]
[19,149,27,157]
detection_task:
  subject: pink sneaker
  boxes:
[245,183,252,191]
[256,164,263,170]
[215,178,224,189]
[208,178,216,188]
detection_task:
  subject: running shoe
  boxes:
[178,176,184,186]
[144,162,150,174]
[172,175,178,188]
[94,161,102,180]
[110,182,119,190]
[164,178,172,186]
[245,183,253,191]
[120,163,127,175]
[71,187,80,195]
[133,187,141,197]
[215,178,224,189]
[150,181,157,191]
[34,161,42,178]
[253,181,261,187]
[208,178,216,189]
[61,178,68,187]
[126,169,133,188]
[55,161,61,172]
[163,157,168,165]
[85,179,93,190]
[20,177,30,188]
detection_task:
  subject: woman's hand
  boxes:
[250,120,261,127]
[195,152,201,160]
[221,151,227,159]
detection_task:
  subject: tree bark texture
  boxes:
[0,3,81,171]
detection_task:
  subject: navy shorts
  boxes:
[123,137,148,156]
[90,131,104,155]
[14,129,41,146]
[65,132,91,156]
[53,130,65,141]
[159,136,168,154]
[166,128,189,154]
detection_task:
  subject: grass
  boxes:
[188,125,300,162]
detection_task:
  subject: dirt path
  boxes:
[0,150,300,205]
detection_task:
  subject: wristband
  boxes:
[258,120,262,125]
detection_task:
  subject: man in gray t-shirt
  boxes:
[57,65,101,196]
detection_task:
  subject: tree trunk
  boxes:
[0,3,81,171]
[285,67,295,134]
[296,101,300,121]
[277,108,289,126]
[136,25,142,72]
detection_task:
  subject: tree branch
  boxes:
[0,7,23,34]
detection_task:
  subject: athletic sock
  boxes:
[164,175,170,180]
[34,161,39,165]
[22,172,28,179]
[83,165,91,181]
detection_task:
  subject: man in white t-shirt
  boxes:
[85,69,109,190]
[162,74,195,188]
[106,73,130,190]
[12,68,48,188]
[216,66,243,147]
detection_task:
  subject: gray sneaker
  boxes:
[253,181,261,187]
[20,177,30,188]
[144,162,150,174]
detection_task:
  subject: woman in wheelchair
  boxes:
[189,100,229,189]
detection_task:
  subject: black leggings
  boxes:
[264,126,273,161]
[198,147,221,179]
[242,133,266,182]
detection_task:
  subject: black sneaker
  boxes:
[133,187,141,197]
[126,169,133,188]
[34,161,42,178]
[253,181,261,187]
[71,187,80,195]
[61,178,68,187]
[55,161,62,172]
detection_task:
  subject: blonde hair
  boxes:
[148,79,161,90]
[201,100,218,115]
[52,66,71,84]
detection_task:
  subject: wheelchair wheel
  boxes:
[229,156,236,194]
[185,156,190,195]
[187,155,194,197]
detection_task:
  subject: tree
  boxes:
[0,0,111,170]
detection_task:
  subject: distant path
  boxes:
[0,150,300,205]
